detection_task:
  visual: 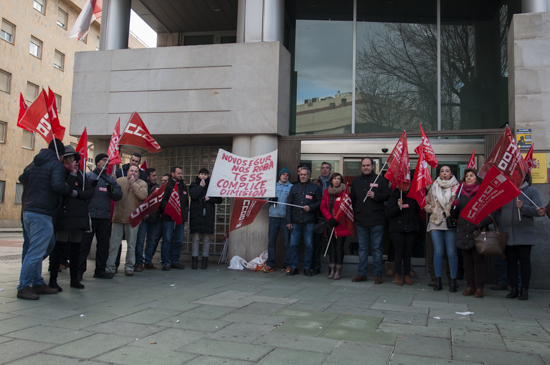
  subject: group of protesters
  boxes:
[265,157,546,301]
[16,139,220,300]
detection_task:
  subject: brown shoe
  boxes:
[474,288,484,298]
[327,264,335,279]
[409,270,415,278]
[32,284,58,294]
[462,287,475,296]
[334,265,343,280]
[374,275,383,285]
[144,263,157,270]
[125,270,134,276]
[351,275,368,282]
[404,275,413,285]
[394,273,403,286]
[134,264,144,272]
[17,287,39,300]
[385,262,394,277]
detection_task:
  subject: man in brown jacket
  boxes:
[106,165,148,276]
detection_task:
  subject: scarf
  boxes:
[320,175,331,191]
[328,184,346,196]
[431,176,459,208]
[462,183,479,197]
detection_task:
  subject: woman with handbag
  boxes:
[386,186,420,285]
[451,168,499,298]
[425,166,460,292]
[500,174,545,300]
[320,173,351,280]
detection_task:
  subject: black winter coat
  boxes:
[351,172,390,227]
[450,188,500,250]
[160,178,189,223]
[386,188,420,233]
[189,177,222,234]
[55,169,95,231]
[86,168,123,220]
[18,149,71,218]
[286,181,322,224]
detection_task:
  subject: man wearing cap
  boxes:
[78,153,123,280]
[17,139,72,300]
[263,167,292,273]
[106,165,148,276]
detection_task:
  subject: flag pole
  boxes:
[520,191,541,208]
[266,200,305,209]
[96,157,110,179]
[324,227,335,257]
[517,198,522,222]
[453,184,464,210]
[363,161,388,202]
[400,190,403,210]
[32,132,42,149]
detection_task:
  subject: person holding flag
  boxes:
[500,173,545,300]
[320,173,352,280]
[424,166,460,292]
[159,166,189,271]
[450,169,500,299]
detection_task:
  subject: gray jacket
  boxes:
[500,183,543,246]
[86,168,123,219]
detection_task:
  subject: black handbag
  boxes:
[473,215,508,256]
[442,211,456,230]
[314,217,326,234]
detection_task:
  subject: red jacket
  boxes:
[320,189,351,238]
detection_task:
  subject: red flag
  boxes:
[333,183,357,238]
[524,145,534,173]
[119,112,162,153]
[460,166,521,225]
[140,160,147,171]
[419,124,438,168]
[108,118,122,166]
[407,145,433,209]
[18,89,56,143]
[69,0,102,40]
[229,198,268,231]
[384,131,407,186]
[17,93,30,126]
[76,128,88,172]
[478,126,526,187]
[164,183,183,225]
[46,87,65,140]
[129,184,167,227]
[467,150,476,170]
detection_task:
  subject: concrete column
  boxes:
[228,135,278,262]
[236,0,285,43]
[100,0,131,50]
[522,0,547,12]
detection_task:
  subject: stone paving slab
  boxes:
[117,308,182,325]
[427,318,499,333]
[0,339,54,364]
[128,328,205,351]
[181,339,274,362]
[179,304,236,319]
[186,356,254,364]
[257,348,327,365]
[252,333,340,353]
[82,320,165,337]
[452,345,546,365]
[378,323,451,338]
[323,340,393,364]
[504,339,550,360]
[382,311,429,326]
[46,333,134,359]
[8,353,107,365]
[218,312,287,326]
[4,324,93,344]
[394,335,451,359]
[451,329,507,350]
[206,322,276,344]
[389,353,483,365]
[496,322,550,342]
[95,345,197,365]
[0,315,53,335]
[154,315,232,332]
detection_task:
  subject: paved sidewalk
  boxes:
[0,234,549,364]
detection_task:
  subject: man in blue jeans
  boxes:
[263,167,292,273]
[351,157,390,284]
[285,166,322,276]
[135,168,161,270]
[17,139,72,300]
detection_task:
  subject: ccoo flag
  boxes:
[119,112,162,153]
[69,0,102,40]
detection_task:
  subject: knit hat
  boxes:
[48,138,65,155]
[279,167,291,179]
[95,153,108,165]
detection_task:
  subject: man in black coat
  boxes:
[78,153,123,280]
[135,168,162,270]
[17,139,72,300]
[350,157,390,284]
[115,152,147,181]
[285,166,322,276]
[159,166,189,271]
[189,168,222,269]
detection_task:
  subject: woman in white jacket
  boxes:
[424,166,460,292]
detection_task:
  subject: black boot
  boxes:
[506,287,518,298]
[449,279,457,293]
[434,277,443,291]
[518,288,528,300]
[49,278,63,292]
[201,257,208,269]
[192,256,198,270]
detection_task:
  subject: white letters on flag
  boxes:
[69,0,102,40]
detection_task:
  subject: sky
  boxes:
[129,10,157,48]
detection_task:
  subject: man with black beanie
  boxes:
[78,153,123,280]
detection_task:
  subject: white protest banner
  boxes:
[207,149,277,198]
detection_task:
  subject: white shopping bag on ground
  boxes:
[228,256,247,270]
[246,250,268,271]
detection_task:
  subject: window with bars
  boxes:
[57,8,67,29]
[26,82,38,102]
[29,36,42,58]
[0,180,5,203]
[1,19,14,43]
[33,0,45,14]
[54,50,64,70]
[54,93,61,113]
[0,121,5,143]
[15,183,23,204]
[0,69,10,94]
[22,130,34,150]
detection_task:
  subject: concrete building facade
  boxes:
[70,0,550,286]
